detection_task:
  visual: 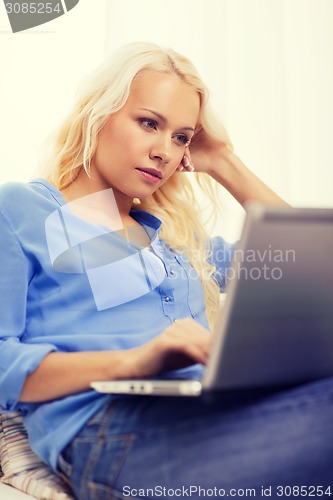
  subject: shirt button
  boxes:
[164,296,171,302]
[159,248,164,253]
[170,269,175,275]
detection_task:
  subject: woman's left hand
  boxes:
[177,127,231,176]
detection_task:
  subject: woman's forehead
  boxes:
[127,71,200,126]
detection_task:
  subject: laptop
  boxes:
[90,204,333,397]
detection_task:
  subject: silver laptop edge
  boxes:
[90,379,203,396]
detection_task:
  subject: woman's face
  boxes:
[88,70,200,211]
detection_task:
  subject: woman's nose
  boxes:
[149,137,171,163]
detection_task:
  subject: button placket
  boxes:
[173,253,204,318]
[156,243,177,320]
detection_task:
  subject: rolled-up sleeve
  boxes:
[209,236,237,292]
[0,210,55,411]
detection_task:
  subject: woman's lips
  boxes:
[135,168,163,184]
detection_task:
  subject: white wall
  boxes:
[216,0,333,238]
[0,0,332,241]
[0,0,106,181]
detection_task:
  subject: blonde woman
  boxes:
[0,42,332,498]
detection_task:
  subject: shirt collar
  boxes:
[130,209,162,232]
[31,178,163,234]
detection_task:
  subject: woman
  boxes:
[0,42,332,499]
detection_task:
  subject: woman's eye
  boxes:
[175,134,190,146]
[139,119,157,130]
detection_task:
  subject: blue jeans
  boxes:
[57,378,333,499]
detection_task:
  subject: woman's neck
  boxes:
[61,175,134,228]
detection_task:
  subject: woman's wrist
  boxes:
[104,349,140,380]
[208,146,241,180]
[208,149,288,207]
[108,343,159,380]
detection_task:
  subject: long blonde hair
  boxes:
[44,42,233,330]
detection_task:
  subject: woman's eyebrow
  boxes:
[138,108,195,132]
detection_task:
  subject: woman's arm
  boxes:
[208,146,288,207]
[20,318,211,403]
[19,350,133,402]
[183,130,288,207]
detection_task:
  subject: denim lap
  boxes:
[58,401,136,499]
[58,377,333,499]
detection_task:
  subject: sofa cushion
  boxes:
[0,412,73,499]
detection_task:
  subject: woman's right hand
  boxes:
[124,318,212,378]
[20,319,212,402]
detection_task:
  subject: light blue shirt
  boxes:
[0,179,234,470]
